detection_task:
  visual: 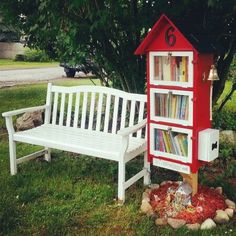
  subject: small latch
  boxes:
[212,141,218,151]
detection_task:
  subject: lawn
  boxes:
[0,59,58,70]
[0,80,236,235]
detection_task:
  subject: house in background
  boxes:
[0,15,26,59]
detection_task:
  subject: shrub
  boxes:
[14,54,26,61]
[24,49,50,62]
[212,108,236,131]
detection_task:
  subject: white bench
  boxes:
[3,83,150,202]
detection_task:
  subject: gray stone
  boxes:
[186,223,200,230]
[140,201,153,214]
[145,188,152,194]
[160,181,168,186]
[155,218,167,226]
[225,208,234,218]
[225,199,236,210]
[149,184,159,189]
[215,187,223,195]
[142,192,150,200]
[16,111,43,131]
[200,218,216,230]
[214,210,229,224]
[167,218,186,229]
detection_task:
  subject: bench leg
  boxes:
[9,139,17,175]
[118,160,125,203]
[44,147,51,162]
[143,151,150,186]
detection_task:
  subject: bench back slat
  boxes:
[48,84,147,137]
[52,92,59,125]
[66,93,73,127]
[120,98,127,130]
[137,101,145,138]
[96,93,103,131]
[59,93,66,126]
[81,92,88,129]
[88,92,96,130]
[73,93,80,128]
[104,94,111,133]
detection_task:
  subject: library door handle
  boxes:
[212,141,218,151]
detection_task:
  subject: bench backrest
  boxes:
[45,83,147,138]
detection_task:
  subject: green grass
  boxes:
[0,59,58,70]
[0,80,236,235]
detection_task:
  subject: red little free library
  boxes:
[135,14,219,193]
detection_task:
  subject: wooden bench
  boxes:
[3,83,150,202]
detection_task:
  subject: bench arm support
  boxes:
[117,118,147,137]
[2,105,48,118]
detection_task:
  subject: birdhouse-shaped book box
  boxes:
[135,14,219,192]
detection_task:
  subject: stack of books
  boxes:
[154,129,188,157]
[155,93,189,120]
[154,56,188,82]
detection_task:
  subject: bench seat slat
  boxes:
[13,125,146,161]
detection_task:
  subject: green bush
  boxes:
[212,108,236,131]
[24,49,50,62]
[14,54,26,61]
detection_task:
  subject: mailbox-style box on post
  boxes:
[135,14,219,193]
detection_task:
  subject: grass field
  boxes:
[0,80,236,235]
[0,59,58,70]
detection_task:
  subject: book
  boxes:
[154,56,159,80]
[174,135,182,156]
[163,131,171,153]
[159,130,165,152]
[162,56,171,81]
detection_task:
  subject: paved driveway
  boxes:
[0,67,64,88]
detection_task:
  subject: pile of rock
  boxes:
[140,182,235,230]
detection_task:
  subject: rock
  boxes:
[220,130,236,145]
[225,199,236,210]
[155,218,167,226]
[141,198,150,204]
[167,218,186,229]
[215,187,223,195]
[186,223,200,230]
[149,184,159,190]
[145,188,152,194]
[140,201,153,214]
[16,111,43,131]
[160,181,168,186]
[200,218,216,230]
[225,208,234,218]
[142,192,150,200]
[214,210,229,224]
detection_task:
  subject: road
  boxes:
[0,67,64,88]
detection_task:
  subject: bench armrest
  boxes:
[2,105,48,118]
[117,118,147,137]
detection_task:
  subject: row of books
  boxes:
[153,56,189,82]
[154,129,188,157]
[155,93,189,120]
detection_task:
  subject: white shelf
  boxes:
[150,88,193,126]
[149,51,193,88]
[150,123,192,164]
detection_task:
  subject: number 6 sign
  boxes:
[165,26,176,46]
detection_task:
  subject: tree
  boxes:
[0,14,21,42]
[1,0,235,103]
